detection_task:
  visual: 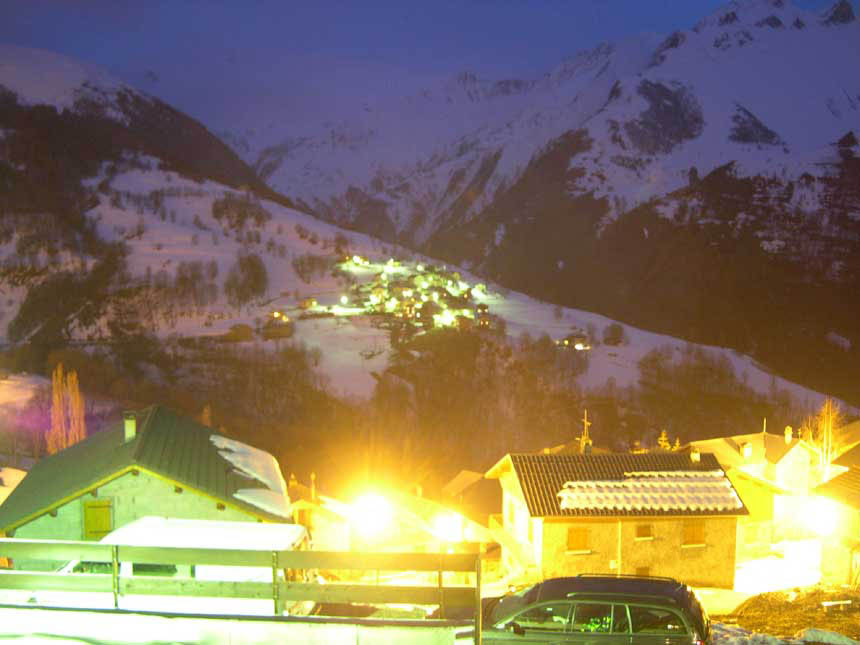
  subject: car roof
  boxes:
[536,576,689,605]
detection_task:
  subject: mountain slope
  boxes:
[224,0,860,403]
[0,45,285,200]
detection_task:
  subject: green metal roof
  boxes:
[0,405,283,531]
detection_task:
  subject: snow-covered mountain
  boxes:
[0,40,841,413]
[227,0,858,241]
[0,45,278,198]
[222,0,860,403]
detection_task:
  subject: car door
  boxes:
[483,600,574,644]
[568,602,631,645]
[628,604,693,645]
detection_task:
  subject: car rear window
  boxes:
[630,606,688,635]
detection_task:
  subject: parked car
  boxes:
[458,574,710,645]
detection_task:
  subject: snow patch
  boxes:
[557,470,744,513]
[209,435,290,519]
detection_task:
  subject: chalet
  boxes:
[687,429,821,542]
[0,405,291,569]
[486,452,746,589]
[686,429,854,591]
[814,442,860,587]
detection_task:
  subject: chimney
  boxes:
[690,448,701,463]
[742,442,752,459]
[784,426,793,444]
[123,412,137,442]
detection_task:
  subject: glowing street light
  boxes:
[798,496,842,537]
[432,512,464,543]
[340,295,349,305]
[350,493,394,540]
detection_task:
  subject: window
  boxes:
[635,566,650,577]
[630,606,688,634]
[635,524,653,539]
[682,520,705,546]
[514,602,572,632]
[567,526,589,552]
[571,603,612,633]
[83,499,113,540]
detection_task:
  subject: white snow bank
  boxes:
[209,435,290,519]
[0,373,47,409]
[795,629,858,645]
[712,623,786,645]
[712,623,859,645]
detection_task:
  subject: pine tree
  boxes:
[657,429,671,451]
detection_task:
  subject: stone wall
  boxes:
[539,515,737,588]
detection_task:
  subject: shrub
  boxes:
[224,252,268,309]
[292,253,332,284]
[603,322,628,346]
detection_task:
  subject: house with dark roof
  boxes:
[0,405,291,568]
[485,452,746,589]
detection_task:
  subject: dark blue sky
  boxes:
[0,0,840,129]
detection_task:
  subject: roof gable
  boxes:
[508,453,747,518]
[689,431,815,468]
[0,405,288,531]
[815,468,860,509]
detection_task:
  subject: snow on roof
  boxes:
[557,470,745,513]
[99,516,306,550]
[0,467,27,506]
[209,435,290,519]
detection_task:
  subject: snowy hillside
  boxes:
[214,0,860,406]
[0,152,833,410]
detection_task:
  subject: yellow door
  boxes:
[83,499,113,540]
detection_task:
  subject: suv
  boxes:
[465,574,710,644]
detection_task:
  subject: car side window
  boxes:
[612,604,631,633]
[630,606,688,635]
[512,602,572,631]
[571,603,612,633]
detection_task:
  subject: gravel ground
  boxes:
[724,588,860,640]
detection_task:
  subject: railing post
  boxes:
[272,550,279,615]
[111,545,119,609]
[474,553,482,645]
[437,553,444,619]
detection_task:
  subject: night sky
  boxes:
[0,0,841,130]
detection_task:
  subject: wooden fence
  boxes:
[0,537,482,643]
